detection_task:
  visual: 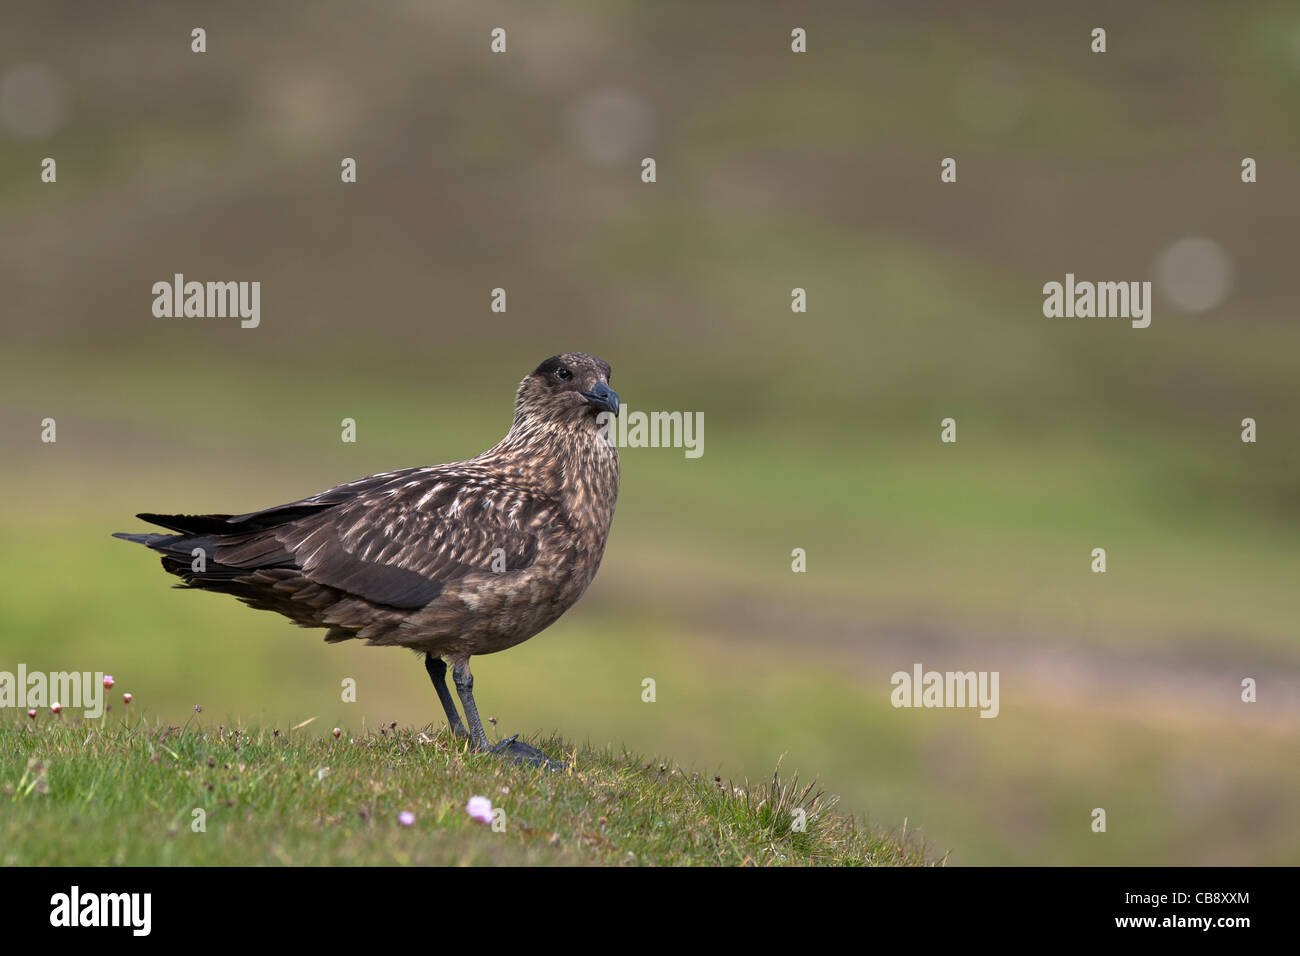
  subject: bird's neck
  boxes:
[485,413,620,538]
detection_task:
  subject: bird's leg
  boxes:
[451,658,491,751]
[451,657,565,771]
[424,654,469,740]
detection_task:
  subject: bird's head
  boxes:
[515,352,619,426]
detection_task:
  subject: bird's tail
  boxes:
[113,514,247,583]
[111,531,170,547]
[114,511,331,631]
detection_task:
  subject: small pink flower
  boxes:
[466,796,493,824]
[50,702,62,715]
[193,704,202,714]
[123,693,133,704]
[332,727,342,739]
[398,811,415,827]
[103,675,115,689]
[27,708,37,720]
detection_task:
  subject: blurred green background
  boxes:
[2,1,1298,864]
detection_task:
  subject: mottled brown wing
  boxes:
[216,468,559,609]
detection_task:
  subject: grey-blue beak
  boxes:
[582,382,620,416]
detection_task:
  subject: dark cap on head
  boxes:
[522,352,619,417]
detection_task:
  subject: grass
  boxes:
[0,718,926,866]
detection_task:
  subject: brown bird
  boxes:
[115,353,620,767]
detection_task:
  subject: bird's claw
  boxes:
[487,734,566,771]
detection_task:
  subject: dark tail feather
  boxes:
[114,512,297,588]
[112,531,170,547]
[113,528,219,556]
[134,512,237,535]
[114,503,347,631]
[113,525,229,579]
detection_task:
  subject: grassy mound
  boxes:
[1,719,926,866]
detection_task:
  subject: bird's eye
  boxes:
[555,368,572,381]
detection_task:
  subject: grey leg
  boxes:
[451,658,490,751]
[449,657,563,770]
[424,654,469,739]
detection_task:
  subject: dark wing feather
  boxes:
[215,468,558,610]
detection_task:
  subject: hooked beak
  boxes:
[582,382,620,416]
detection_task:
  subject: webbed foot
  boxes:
[488,734,566,771]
